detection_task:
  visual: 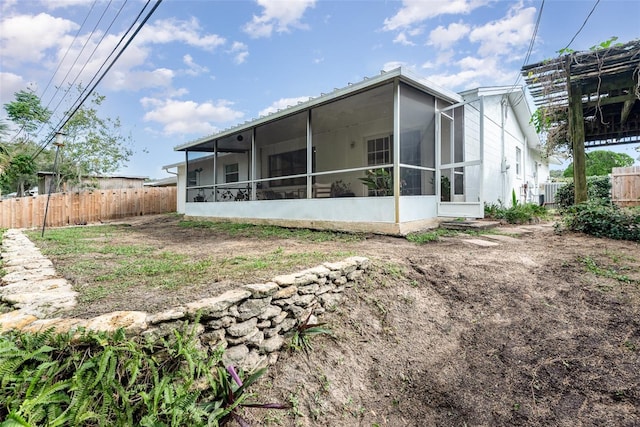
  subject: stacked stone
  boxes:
[148,256,370,370]
[0,229,78,321]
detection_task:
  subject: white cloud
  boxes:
[243,0,316,38]
[138,18,226,51]
[228,41,249,64]
[383,0,488,31]
[109,68,175,91]
[428,21,471,49]
[0,13,78,65]
[468,4,536,56]
[183,54,209,76]
[0,72,27,105]
[259,96,310,116]
[41,0,95,9]
[393,33,415,46]
[141,97,245,135]
[427,56,512,90]
[436,50,455,65]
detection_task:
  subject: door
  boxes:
[436,99,484,218]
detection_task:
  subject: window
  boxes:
[516,147,522,176]
[366,135,393,196]
[367,136,392,166]
[187,167,203,186]
[225,163,239,183]
[268,149,307,187]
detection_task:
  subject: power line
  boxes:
[561,0,601,52]
[507,0,545,105]
[38,0,99,111]
[33,0,123,142]
[33,0,163,159]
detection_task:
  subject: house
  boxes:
[143,176,177,187]
[166,68,548,234]
[37,172,147,194]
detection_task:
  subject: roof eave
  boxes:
[174,68,463,152]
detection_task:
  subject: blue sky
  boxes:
[1,0,638,179]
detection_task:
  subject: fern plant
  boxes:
[0,323,233,426]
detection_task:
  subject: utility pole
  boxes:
[41,132,65,237]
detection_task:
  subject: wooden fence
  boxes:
[0,187,177,229]
[612,166,640,207]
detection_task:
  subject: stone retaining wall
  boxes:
[0,228,369,370]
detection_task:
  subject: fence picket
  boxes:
[0,187,177,229]
[612,166,640,207]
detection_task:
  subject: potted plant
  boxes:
[331,180,353,197]
[359,169,392,196]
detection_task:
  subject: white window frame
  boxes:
[515,146,522,177]
[224,163,239,183]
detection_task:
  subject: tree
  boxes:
[563,150,634,177]
[3,89,51,137]
[1,92,53,195]
[0,153,37,196]
[57,87,133,189]
[1,86,132,194]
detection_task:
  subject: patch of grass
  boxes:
[179,220,364,242]
[24,222,357,305]
[97,244,155,256]
[26,225,129,256]
[406,228,458,243]
[579,256,637,284]
[382,262,404,279]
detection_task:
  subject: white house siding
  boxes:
[461,89,547,208]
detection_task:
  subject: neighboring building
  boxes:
[143,176,177,187]
[165,68,548,234]
[37,172,147,194]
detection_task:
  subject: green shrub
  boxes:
[484,202,548,224]
[555,176,611,209]
[559,200,640,241]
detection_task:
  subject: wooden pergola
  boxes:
[522,39,640,203]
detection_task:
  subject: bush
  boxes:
[484,202,548,224]
[555,176,611,209]
[559,200,640,241]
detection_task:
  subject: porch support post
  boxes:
[566,56,587,204]
[306,109,313,199]
[393,79,401,224]
[435,100,441,207]
[213,140,218,202]
[479,96,485,207]
[251,128,256,200]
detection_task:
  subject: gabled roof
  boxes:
[459,86,541,148]
[174,67,463,152]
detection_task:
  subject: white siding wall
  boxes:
[476,94,546,207]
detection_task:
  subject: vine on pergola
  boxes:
[523,37,640,160]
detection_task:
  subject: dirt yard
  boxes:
[26,215,640,425]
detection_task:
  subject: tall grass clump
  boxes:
[484,200,548,224]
